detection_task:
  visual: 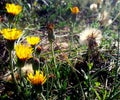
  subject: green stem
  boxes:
[46,64,49,100]
[87,76,90,100]
[41,93,46,100]
[49,42,58,96]
[91,87,101,100]
[79,83,86,100]
[70,22,74,50]
[9,50,20,92]
[51,42,57,68]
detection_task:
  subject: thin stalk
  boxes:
[46,64,49,100]
[50,42,61,97]
[80,82,86,100]
[51,42,57,68]
[47,42,57,96]
[41,93,46,100]
[70,22,74,50]
[87,75,90,100]
[9,50,20,92]
[91,87,101,100]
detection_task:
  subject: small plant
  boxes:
[0,0,120,100]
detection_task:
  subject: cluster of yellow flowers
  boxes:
[0,3,46,86]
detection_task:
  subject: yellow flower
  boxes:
[26,36,40,46]
[15,43,33,60]
[70,6,80,14]
[0,28,22,40]
[5,3,22,15]
[27,70,47,85]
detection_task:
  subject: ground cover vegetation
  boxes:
[0,0,120,100]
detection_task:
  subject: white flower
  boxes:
[90,3,98,11]
[106,19,112,26]
[3,64,34,81]
[97,11,109,25]
[21,64,33,75]
[79,28,102,47]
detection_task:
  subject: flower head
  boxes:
[90,3,98,11]
[107,19,112,26]
[47,23,56,42]
[6,3,22,15]
[97,10,109,25]
[27,70,47,85]
[26,36,40,46]
[70,6,80,14]
[15,43,33,60]
[47,23,54,30]
[36,45,41,53]
[0,28,22,40]
[22,64,33,76]
[79,28,102,48]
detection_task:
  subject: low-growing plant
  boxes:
[0,0,120,100]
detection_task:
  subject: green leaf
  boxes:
[88,62,93,70]
[95,82,100,87]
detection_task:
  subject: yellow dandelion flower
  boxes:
[26,36,40,46]
[27,70,47,85]
[6,3,22,15]
[70,6,80,14]
[0,28,22,40]
[15,43,33,60]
